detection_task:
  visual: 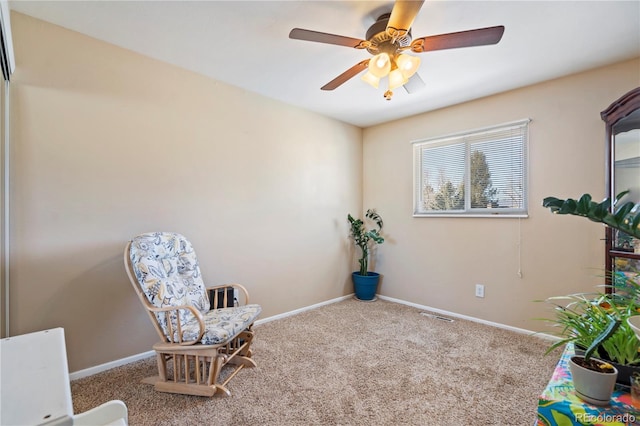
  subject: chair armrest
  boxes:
[147,304,205,344]
[73,400,128,426]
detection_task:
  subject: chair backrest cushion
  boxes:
[128,232,211,336]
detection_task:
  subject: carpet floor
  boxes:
[71,298,559,425]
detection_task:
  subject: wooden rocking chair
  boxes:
[124,232,262,397]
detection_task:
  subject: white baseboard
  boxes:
[254,294,352,326]
[70,349,155,381]
[377,295,559,342]
[69,293,557,379]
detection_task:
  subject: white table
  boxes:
[1,328,127,426]
[1,328,74,425]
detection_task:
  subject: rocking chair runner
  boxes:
[124,232,262,397]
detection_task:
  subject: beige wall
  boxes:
[9,13,362,371]
[8,10,640,373]
[363,58,640,331]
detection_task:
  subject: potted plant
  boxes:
[541,191,640,386]
[567,316,620,406]
[542,289,640,385]
[347,209,384,301]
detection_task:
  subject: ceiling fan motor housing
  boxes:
[365,13,412,55]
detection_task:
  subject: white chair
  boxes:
[73,400,128,426]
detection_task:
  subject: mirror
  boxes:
[612,108,640,254]
[602,88,640,288]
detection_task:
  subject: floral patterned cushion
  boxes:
[129,232,211,337]
[129,232,261,344]
[174,304,262,345]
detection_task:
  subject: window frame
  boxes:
[412,119,530,218]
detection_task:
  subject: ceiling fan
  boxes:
[289,0,505,100]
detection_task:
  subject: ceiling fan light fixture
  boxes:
[368,53,391,78]
[361,70,380,89]
[388,68,408,90]
[396,54,421,79]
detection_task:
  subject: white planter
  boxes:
[628,316,640,341]
[569,356,618,406]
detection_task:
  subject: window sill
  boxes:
[412,213,529,218]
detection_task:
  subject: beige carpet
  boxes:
[71,298,560,425]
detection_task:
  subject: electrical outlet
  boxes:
[475,284,485,298]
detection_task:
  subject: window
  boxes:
[413,119,530,217]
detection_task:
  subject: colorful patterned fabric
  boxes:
[537,343,640,426]
[128,232,261,344]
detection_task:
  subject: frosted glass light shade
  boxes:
[388,68,408,90]
[368,53,391,78]
[396,54,421,79]
[361,70,380,88]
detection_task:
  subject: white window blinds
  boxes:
[413,119,530,217]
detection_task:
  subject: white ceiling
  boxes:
[8,0,640,128]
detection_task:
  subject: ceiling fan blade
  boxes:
[411,25,505,53]
[321,60,370,91]
[289,28,369,49]
[386,0,425,39]
[403,73,425,94]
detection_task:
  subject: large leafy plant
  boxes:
[347,209,384,276]
[542,190,640,239]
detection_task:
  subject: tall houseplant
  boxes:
[347,209,384,300]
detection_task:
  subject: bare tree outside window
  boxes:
[470,150,498,208]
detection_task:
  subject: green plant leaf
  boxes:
[614,190,631,207]
[584,315,621,361]
[614,201,634,223]
[542,192,640,238]
[539,287,640,365]
[576,193,592,215]
[348,209,385,275]
[591,200,609,221]
[542,197,563,212]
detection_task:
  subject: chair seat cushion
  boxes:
[176,304,262,345]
